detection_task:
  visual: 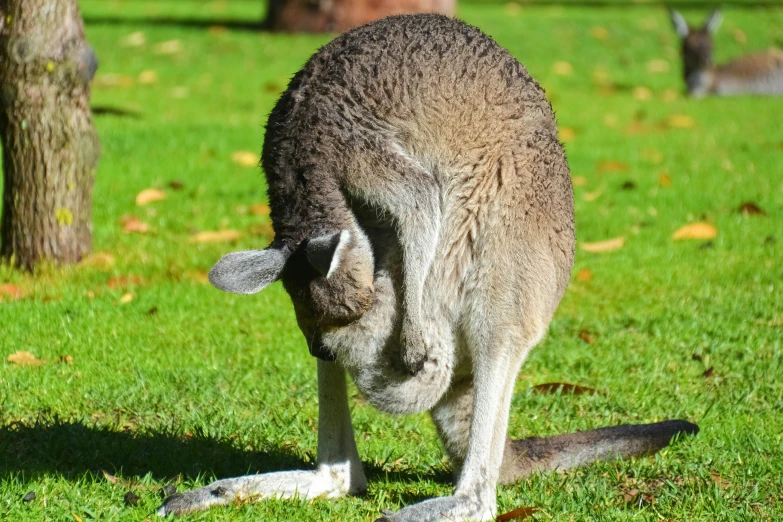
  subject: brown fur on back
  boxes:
[717,48,783,78]
[264,14,575,333]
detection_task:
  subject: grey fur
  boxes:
[207,248,288,294]
[167,14,698,521]
[670,9,783,97]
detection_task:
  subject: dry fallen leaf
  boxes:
[138,70,158,85]
[662,88,679,102]
[576,268,593,281]
[703,366,715,378]
[558,127,575,142]
[119,293,134,304]
[672,223,717,240]
[738,201,766,216]
[667,114,696,128]
[638,16,658,31]
[135,188,166,206]
[107,275,144,289]
[532,382,602,396]
[190,230,242,243]
[624,121,648,135]
[590,26,609,40]
[582,188,603,202]
[121,216,150,234]
[641,149,663,164]
[580,237,625,253]
[262,82,282,94]
[8,351,45,366]
[81,252,115,269]
[596,160,629,174]
[658,173,672,187]
[232,151,258,167]
[208,24,228,35]
[250,203,271,216]
[711,470,733,489]
[101,470,157,491]
[646,59,670,73]
[622,488,655,507]
[553,61,573,75]
[120,32,145,47]
[0,283,23,300]
[578,329,596,344]
[732,28,747,44]
[571,175,587,187]
[496,506,539,521]
[58,355,74,364]
[504,2,522,16]
[602,114,618,127]
[632,86,652,101]
[154,39,182,55]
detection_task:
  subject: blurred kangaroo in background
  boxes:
[670,9,783,97]
[159,14,698,521]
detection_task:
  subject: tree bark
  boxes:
[0,0,99,270]
[265,0,456,33]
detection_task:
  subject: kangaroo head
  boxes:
[670,9,722,75]
[209,228,375,349]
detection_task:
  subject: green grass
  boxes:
[1,1,782,520]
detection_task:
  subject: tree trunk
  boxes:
[0,0,99,271]
[265,0,456,33]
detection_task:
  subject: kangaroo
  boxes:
[670,9,783,97]
[158,14,698,521]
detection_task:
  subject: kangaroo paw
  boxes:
[399,321,428,375]
[157,485,230,516]
[376,494,494,522]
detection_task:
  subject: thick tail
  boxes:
[499,420,699,484]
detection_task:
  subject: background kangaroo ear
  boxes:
[704,9,722,34]
[306,230,351,278]
[669,9,689,38]
[208,248,289,294]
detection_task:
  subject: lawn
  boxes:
[1,0,782,520]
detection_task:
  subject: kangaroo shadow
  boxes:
[0,418,446,490]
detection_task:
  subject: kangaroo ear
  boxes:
[208,248,288,294]
[669,9,689,38]
[306,230,351,278]
[704,9,722,34]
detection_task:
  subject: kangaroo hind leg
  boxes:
[379,309,542,522]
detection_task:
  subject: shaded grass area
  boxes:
[1,0,782,520]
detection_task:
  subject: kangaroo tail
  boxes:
[499,420,698,484]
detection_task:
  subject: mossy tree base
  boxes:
[0,0,99,270]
